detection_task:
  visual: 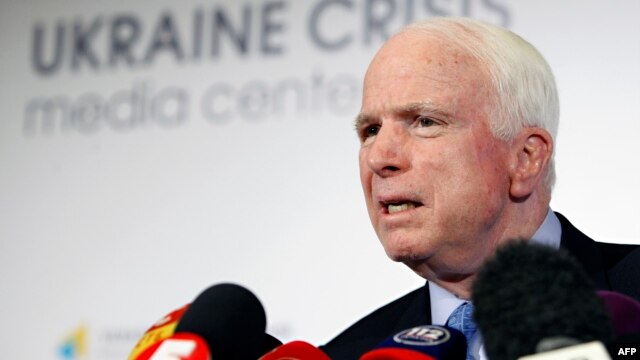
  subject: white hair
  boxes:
[404,17,559,190]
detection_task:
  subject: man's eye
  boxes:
[418,117,436,127]
[363,125,380,138]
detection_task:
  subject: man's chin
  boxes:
[383,245,429,264]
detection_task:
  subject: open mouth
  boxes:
[382,201,423,214]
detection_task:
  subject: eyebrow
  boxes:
[354,101,449,130]
[353,112,373,131]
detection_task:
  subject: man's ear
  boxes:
[509,128,553,199]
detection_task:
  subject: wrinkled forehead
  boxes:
[361,29,494,115]
[365,29,486,80]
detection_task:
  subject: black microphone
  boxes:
[471,241,613,360]
[259,333,284,357]
[174,283,271,360]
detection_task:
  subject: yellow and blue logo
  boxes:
[58,326,87,360]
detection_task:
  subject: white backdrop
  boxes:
[0,0,638,359]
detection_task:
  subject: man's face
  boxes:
[357,32,515,278]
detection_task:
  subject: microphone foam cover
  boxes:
[259,333,283,356]
[597,290,640,336]
[175,283,267,360]
[472,241,612,360]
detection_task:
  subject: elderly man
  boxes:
[321,17,639,359]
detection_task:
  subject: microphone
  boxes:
[359,325,467,360]
[472,241,614,360]
[259,340,331,360]
[597,291,640,358]
[128,304,190,360]
[174,283,271,360]
[132,332,211,360]
[597,290,640,337]
[518,341,612,360]
[129,283,279,360]
[260,334,285,357]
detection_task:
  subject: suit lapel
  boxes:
[392,282,432,330]
[556,212,609,290]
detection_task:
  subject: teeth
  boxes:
[388,202,416,214]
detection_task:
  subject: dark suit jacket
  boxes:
[321,212,640,359]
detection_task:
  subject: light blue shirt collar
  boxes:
[530,208,562,250]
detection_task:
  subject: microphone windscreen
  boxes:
[175,283,267,360]
[259,333,283,356]
[472,241,612,360]
[597,290,640,336]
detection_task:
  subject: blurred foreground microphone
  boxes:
[133,332,211,360]
[598,290,640,357]
[259,341,331,360]
[597,290,640,337]
[128,304,191,359]
[174,283,268,359]
[472,241,613,360]
[360,325,466,360]
[129,283,280,360]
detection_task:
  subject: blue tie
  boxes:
[446,302,478,360]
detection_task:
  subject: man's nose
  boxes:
[365,124,409,177]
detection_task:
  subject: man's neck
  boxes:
[418,202,552,298]
[428,208,561,300]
